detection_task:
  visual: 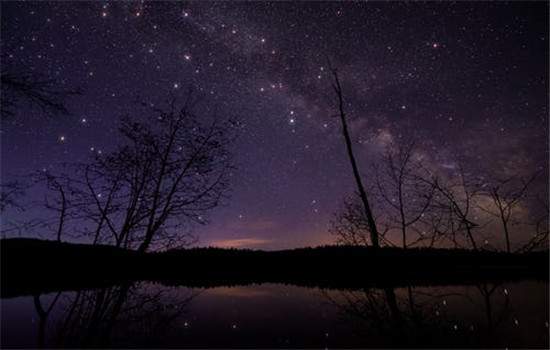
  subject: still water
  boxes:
[1,281,548,348]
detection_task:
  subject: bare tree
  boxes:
[373,140,436,248]
[0,180,26,212]
[330,140,437,249]
[427,167,483,250]
[0,180,48,238]
[37,171,72,242]
[516,193,549,252]
[1,67,81,118]
[330,194,392,247]
[41,92,235,252]
[329,66,380,248]
[478,174,537,253]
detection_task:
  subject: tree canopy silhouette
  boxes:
[39,92,235,252]
[1,66,81,118]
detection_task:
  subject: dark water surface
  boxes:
[1,281,548,348]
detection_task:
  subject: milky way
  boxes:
[1,2,548,249]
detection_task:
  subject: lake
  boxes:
[1,280,548,348]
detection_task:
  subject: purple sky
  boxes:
[2,2,548,249]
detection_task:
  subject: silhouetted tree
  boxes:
[331,140,437,248]
[0,180,48,238]
[329,65,380,248]
[36,171,72,242]
[373,140,436,248]
[41,92,235,252]
[426,166,484,250]
[1,67,81,118]
[330,194,392,246]
[478,174,537,252]
[0,180,26,212]
[516,193,549,252]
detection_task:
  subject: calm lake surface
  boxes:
[2,281,548,348]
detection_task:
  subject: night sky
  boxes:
[1,2,548,249]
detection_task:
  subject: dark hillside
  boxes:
[2,238,547,297]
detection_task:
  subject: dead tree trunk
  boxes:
[330,67,379,248]
[56,186,66,242]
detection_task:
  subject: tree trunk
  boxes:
[466,225,478,250]
[137,233,153,253]
[331,69,379,248]
[502,220,511,253]
[56,187,66,242]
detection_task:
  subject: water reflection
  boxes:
[324,283,527,348]
[2,281,548,348]
[27,284,196,348]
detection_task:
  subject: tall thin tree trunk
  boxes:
[500,211,511,253]
[56,186,66,242]
[466,225,478,250]
[137,234,153,253]
[331,68,379,248]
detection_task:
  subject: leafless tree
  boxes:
[41,92,235,252]
[516,193,549,252]
[373,140,436,248]
[329,65,380,248]
[0,180,49,238]
[330,194,392,247]
[1,67,81,118]
[35,171,73,242]
[426,167,484,250]
[0,180,26,212]
[331,140,437,248]
[478,174,538,253]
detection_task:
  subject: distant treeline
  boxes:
[2,238,548,298]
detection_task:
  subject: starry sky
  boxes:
[1,1,548,249]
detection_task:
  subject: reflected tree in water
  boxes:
[31,283,197,348]
[322,282,518,348]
